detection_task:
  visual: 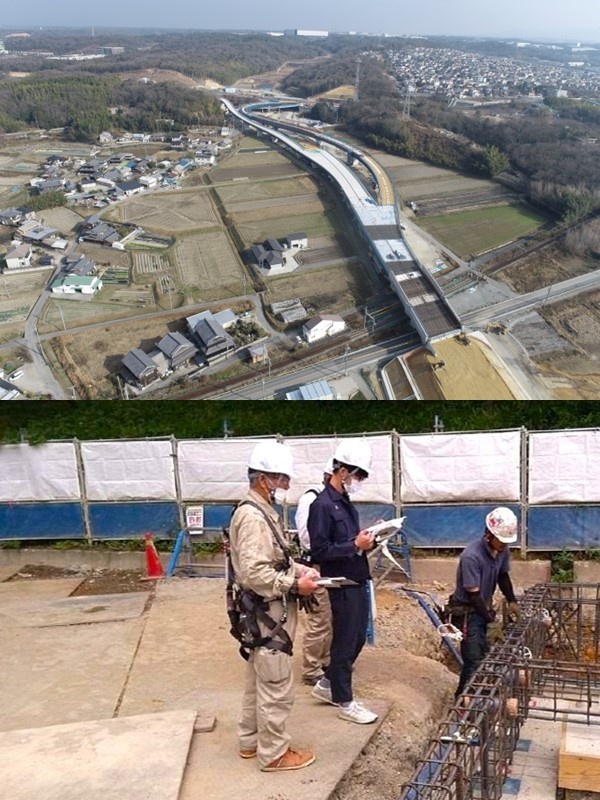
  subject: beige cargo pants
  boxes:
[302,584,332,683]
[238,598,298,768]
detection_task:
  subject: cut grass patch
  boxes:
[418,203,549,259]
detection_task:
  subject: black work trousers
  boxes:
[452,611,489,698]
[324,585,368,705]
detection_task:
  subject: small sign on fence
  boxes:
[185,505,204,531]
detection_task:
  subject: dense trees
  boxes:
[1,402,599,443]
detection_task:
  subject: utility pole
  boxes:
[58,304,67,332]
[343,343,351,376]
[2,279,10,299]
[261,376,266,401]
[363,305,375,333]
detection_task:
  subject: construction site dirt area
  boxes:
[498,246,594,294]
[0,565,458,800]
[405,335,517,400]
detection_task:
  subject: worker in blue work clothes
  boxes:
[307,439,378,725]
[448,507,521,698]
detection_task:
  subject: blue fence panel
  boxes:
[203,504,237,535]
[89,502,180,539]
[527,506,600,551]
[0,503,85,540]
[402,504,522,548]
[286,502,396,530]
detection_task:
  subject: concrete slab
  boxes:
[0,591,149,628]
[121,579,391,800]
[0,619,144,732]
[0,577,83,599]
[0,709,196,800]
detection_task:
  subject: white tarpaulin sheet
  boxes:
[81,440,176,501]
[178,435,393,504]
[0,443,80,501]
[400,430,521,503]
[529,430,600,503]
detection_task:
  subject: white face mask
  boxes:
[345,479,362,496]
[272,487,288,506]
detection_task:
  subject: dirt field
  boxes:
[533,289,600,398]
[233,199,326,224]
[498,246,595,294]
[39,286,159,334]
[38,207,83,234]
[216,176,317,204]
[172,231,244,300]
[76,243,132,268]
[236,209,342,247]
[110,189,219,233]
[265,262,376,315]
[405,336,517,399]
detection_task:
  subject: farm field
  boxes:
[171,230,244,300]
[39,285,159,334]
[498,246,593,294]
[264,261,375,316]
[236,209,342,247]
[233,199,325,224]
[76,243,132,268]
[0,269,51,338]
[108,189,219,233]
[417,204,548,259]
[39,207,83,234]
[216,175,317,204]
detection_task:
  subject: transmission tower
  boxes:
[354,57,362,102]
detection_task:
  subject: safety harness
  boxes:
[223,500,294,661]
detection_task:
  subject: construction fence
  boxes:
[2,428,600,551]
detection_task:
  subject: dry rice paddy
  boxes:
[172,230,244,300]
[111,189,219,232]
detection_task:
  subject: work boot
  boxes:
[338,700,378,724]
[311,678,339,706]
[239,748,257,759]
[261,747,316,772]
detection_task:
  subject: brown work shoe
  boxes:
[261,747,316,772]
[239,748,257,759]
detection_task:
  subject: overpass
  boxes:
[221,97,462,345]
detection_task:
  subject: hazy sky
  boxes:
[1,0,599,43]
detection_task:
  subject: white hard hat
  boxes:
[323,457,335,476]
[485,507,518,544]
[333,438,372,476]
[247,440,294,478]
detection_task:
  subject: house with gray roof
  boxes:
[157,332,198,370]
[187,311,235,362]
[121,348,159,388]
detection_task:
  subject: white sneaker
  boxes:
[338,701,378,724]
[311,680,339,706]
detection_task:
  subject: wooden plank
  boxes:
[558,721,600,791]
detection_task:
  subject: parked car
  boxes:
[8,370,23,381]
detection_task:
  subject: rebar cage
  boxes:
[400,582,600,800]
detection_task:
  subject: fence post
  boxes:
[171,435,186,533]
[73,437,92,544]
[520,426,529,558]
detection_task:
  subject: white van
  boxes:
[9,370,23,381]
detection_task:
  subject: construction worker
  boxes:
[228,440,319,772]
[294,458,334,685]
[307,439,378,725]
[448,507,521,698]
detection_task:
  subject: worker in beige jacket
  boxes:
[229,439,319,772]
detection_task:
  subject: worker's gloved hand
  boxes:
[507,601,521,622]
[487,619,504,644]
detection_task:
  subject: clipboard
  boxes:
[316,576,360,588]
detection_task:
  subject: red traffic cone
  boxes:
[143,533,165,580]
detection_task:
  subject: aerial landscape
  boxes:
[0,3,599,399]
